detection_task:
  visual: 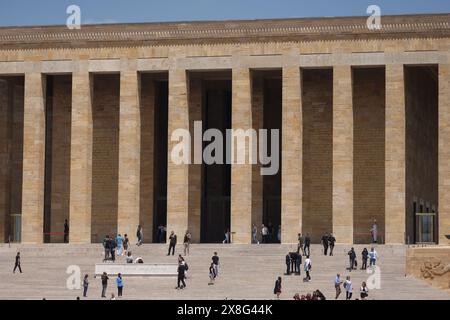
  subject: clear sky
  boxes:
[0,0,449,27]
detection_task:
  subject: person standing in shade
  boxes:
[223,228,231,244]
[334,273,343,299]
[212,252,220,277]
[297,233,305,256]
[361,248,369,270]
[369,247,378,267]
[176,261,187,289]
[273,276,282,299]
[321,233,329,256]
[252,224,258,244]
[101,272,109,298]
[360,281,369,300]
[348,247,357,271]
[82,274,89,297]
[304,256,312,282]
[328,233,336,256]
[183,230,191,256]
[63,219,69,243]
[261,224,268,243]
[370,219,378,243]
[304,234,311,257]
[168,231,177,256]
[116,273,123,297]
[344,276,353,300]
[13,252,22,273]
[136,225,143,246]
[103,235,111,261]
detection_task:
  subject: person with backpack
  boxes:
[273,276,282,299]
[304,256,312,282]
[348,247,357,271]
[344,276,353,300]
[361,248,369,270]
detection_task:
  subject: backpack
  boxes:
[184,263,189,271]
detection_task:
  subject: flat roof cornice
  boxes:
[0,13,449,49]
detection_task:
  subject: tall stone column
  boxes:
[0,79,10,242]
[385,64,406,244]
[69,69,93,243]
[231,68,252,244]
[166,69,189,239]
[438,63,450,245]
[21,73,45,243]
[332,65,353,244]
[281,66,302,243]
[117,67,140,242]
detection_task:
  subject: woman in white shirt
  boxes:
[360,281,369,300]
[344,276,353,300]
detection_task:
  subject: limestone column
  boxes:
[281,67,302,244]
[332,65,353,244]
[231,68,252,244]
[117,67,140,242]
[21,73,45,243]
[385,64,406,244]
[69,69,93,243]
[438,63,450,245]
[166,69,189,240]
[0,79,9,242]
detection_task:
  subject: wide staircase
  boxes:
[0,243,448,300]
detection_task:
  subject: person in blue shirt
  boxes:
[116,234,124,256]
[116,273,123,297]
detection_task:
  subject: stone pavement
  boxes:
[0,243,448,300]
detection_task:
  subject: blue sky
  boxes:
[0,0,449,27]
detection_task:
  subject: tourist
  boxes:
[63,219,69,243]
[209,262,216,285]
[126,251,133,263]
[223,228,231,244]
[321,233,329,256]
[297,233,305,256]
[328,233,336,256]
[123,234,129,255]
[116,273,123,297]
[183,230,191,256]
[285,254,291,275]
[295,252,302,275]
[344,276,353,300]
[178,254,185,265]
[304,234,311,257]
[252,224,258,244]
[212,252,220,277]
[116,234,124,256]
[369,247,378,267]
[82,274,89,297]
[273,276,282,299]
[304,255,312,282]
[361,248,369,270]
[110,293,116,300]
[334,273,343,299]
[176,261,187,289]
[136,225,143,246]
[261,224,268,243]
[102,235,111,261]
[348,247,357,271]
[101,272,109,298]
[13,252,22,273]
[360,281,369,300]
[168,231,177,255]
[370,220,378,243]
[110,237,116,262]
[277,225,281,242]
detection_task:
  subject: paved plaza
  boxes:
[1,243,448,300]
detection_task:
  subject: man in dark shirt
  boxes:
[328,233,336,256]
[321,233,330,256]
[348,247,357,271]
[168,231,177,255]
[212,252,220,277]
[13,252,22,273]
[176,262,187,289]
[101,272,109,298]
[63,219,69,243]
[304,234,311,257]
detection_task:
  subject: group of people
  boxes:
[347,247,378,271]
[102,234,130,262]
[293,290,326,300]
[334,274,370,300]
[252,223,282,244]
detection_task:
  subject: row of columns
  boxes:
[17,62,449,244]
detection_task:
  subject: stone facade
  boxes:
[0,14,449,244]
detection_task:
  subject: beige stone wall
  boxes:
[49,75,72,243]
[91,74,120,242]
[353,68,386,244]
[302,69,333,243]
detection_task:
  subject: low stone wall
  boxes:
[95,263,178,277]
[406,246,450,291]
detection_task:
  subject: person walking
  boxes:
[361,248,369,270]
[168,231,177,256]
[123,234,129,255]
[222,228,231,244]
[63,219,69,243]
[136,225,143,246]
[304,234,311,257]
[328,233,336,256]
[370,220,378,243]
[102,235,111,261]
[369,247,378,267]
[212,252,220,277]
[176,261,187,289]
[82,274,89,297]
[334,273,343,299]
[304,256,312,282]
[116,273,123,297]
[360,282,369,300]
[116,234,124,256]
[273,276,282,299]
[13,252,22,273]
[110,237,116,262]
[297,233,305,256]
[321,233,329,256]
[101,272,109,298]
[344,276,353,300]
[348,247,357,271]
[208,262,216,285]
[183,230,191,256]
